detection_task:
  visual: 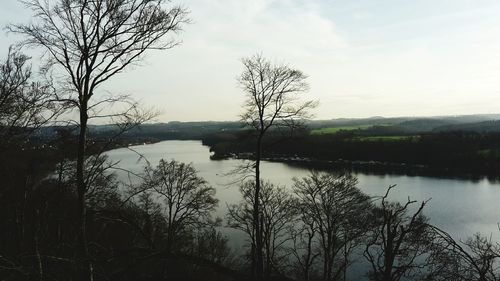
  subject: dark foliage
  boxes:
[203,130,500,177]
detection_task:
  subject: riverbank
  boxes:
[203,131,500,180]
[210,152,500,182]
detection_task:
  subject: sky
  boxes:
[1,0,500,122]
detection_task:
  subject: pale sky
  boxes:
[1,0,500,121]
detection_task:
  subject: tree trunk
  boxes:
[76,101,93,281]
[384,228,394,281]
[265,227,271,278]
[343,239,348,281]
[323,257,328,281]
[253,133,264,280]
[324,238,335,281]
[34,209,43,281]
[304,230,314,281]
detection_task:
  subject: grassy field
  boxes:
[354,136,416,141]
[310,125,418,142]
[310,125,371,135]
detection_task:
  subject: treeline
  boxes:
[203,130,500,177]
[34,122,242,143]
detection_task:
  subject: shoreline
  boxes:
[210,152,500,182]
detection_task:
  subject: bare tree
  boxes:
[293,171,372,281]
[140,159,218,252]
[364,186,432,281]
[227,180,297,278]
[0,46,63,280]
[289,215,320,281]
[0,46,58,146]
[426,228,500,281]
[191,224,235,267]
[9,0,188,279]
[238,53,317,279]
[133,190,166,249]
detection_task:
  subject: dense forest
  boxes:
[203,129,500,178]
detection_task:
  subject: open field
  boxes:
[354,136,417,141]
[310,125,372,135]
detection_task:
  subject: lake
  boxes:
[106,140,500,274]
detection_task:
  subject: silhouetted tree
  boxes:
[0,47,63,280]
[0,47,57,146]
[364,186,432,281]
[238,53,316,279]
[191,224,235,267]
[289,214,319,281]
[9,1,189,279]
[293,171,372,281]
[227,180,297,278]
[426,229,500,281]
[140,159,218,252]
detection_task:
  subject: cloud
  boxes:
[100,0,347,121]
[184,0,346,57]
[2,0,500,121]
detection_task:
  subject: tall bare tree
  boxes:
[9,0,189,279]
[238,53,316,279]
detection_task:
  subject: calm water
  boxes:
[106,140,500,254]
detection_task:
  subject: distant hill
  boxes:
[308,114,500,134]
[434,120,500,133]
[34,121,243,140]
[307,117,411,129]
[33,114,500,141]
[396,118,466,133]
